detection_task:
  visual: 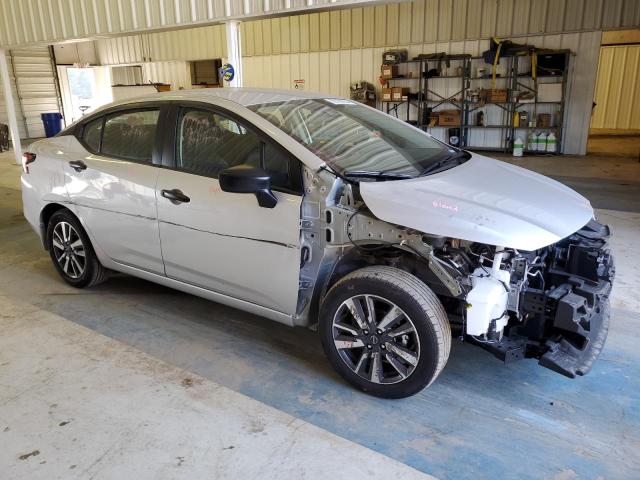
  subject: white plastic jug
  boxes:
[513,137,523,157]
[546,132,557,153]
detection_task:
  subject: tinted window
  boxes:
[101,109,159,162]
[264,143,299,193]
[177,109,262,178]
[83,117,103,152]
[176,108,302,194]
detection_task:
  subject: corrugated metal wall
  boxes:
[241,0,640,56]
[242,30,602,154]
[95,24,228,65]
[0,0,377,48]
[591,44,640,130]
[142,61,193,89]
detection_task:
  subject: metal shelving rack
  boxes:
[381,59,421,124]
[379,49,571,154]
[418,54,472,146]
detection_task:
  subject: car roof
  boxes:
[109,87,333,108]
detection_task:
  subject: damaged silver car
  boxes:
[21,89,615,398]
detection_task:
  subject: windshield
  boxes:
[249,99,457,178]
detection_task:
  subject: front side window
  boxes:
[177,109,262,178]
[176,108,301,193]
[101,109,159,162]
[249,99,454,178]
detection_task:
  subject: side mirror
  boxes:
[218,165,278,208]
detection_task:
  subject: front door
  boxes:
[156,106,303,315]
[63,107,164,274]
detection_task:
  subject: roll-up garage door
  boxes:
[11,47,60,139]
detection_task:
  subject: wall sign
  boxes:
[220,63,235,82]
[293,79,305,90]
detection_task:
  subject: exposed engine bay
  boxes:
[298,170,615,379]
[435,219,614,378]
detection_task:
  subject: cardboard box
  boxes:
[392,87,410,101]
[486,89,508,103]
[381,64,398,79]
[438,109,461,126]
[381,88,393,102]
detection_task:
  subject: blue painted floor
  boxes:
[1,157,639,478]
[15,271,637,480]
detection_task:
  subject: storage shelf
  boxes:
[380,49,569,153]
[465,125,511,129]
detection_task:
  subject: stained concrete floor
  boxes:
[1,149,639,479]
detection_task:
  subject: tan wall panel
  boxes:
[319,12,331,51]
[330,11,341,51]
[592,45,640,130]
[363,7,375,47]
[351,8,364,48]
[271,18,281,55]
[299,14,310,52]
[309,13,320,52]
[386,4,399,47]
[374,6,387,47]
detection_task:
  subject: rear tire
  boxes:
[319,266,451,398]
[46,209,108,288]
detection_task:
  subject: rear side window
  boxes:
[101,109,160,162]
[83,117,103,152]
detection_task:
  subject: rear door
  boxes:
[62,104,166,274]
[155,104,303,315]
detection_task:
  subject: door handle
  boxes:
[69,160,87,172]
[161,189,190,204]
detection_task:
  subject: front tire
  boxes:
[319,266,451,398]
[46,209,107,288]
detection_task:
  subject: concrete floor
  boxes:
[1,149,639,479]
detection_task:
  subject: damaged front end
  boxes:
[472,220,615,378]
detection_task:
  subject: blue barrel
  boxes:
[41,112,63,137]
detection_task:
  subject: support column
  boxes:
[225,21,243,88]
[0,48,22,165]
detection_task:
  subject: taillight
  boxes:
[22,152,36,173]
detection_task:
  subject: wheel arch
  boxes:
[316,245,452,320]
[40,203,71,249]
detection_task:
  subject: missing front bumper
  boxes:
[477,220,615,378]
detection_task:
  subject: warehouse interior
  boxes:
[0,1,639,479]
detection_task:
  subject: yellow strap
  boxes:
[531,51,537,81]
[492,39,502,90]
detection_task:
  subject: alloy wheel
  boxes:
[331,294,421,384]
[52,221,86,279]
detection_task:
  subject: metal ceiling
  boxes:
[0,0,383,48]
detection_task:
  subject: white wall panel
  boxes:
[242,31,601,154]
[142,61,192,90]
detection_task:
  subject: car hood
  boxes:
[359,153,594,251]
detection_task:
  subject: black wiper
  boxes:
[343,170,412,181]
[420,150,471,176]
